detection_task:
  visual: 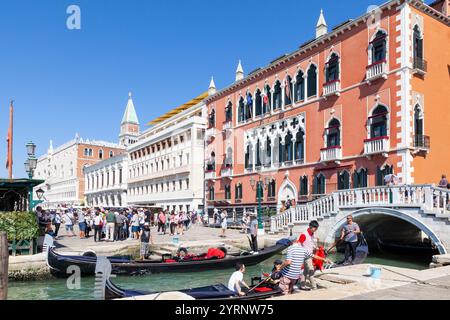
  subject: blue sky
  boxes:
[0,0,387,178]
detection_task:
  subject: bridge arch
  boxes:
[324,207,447,255]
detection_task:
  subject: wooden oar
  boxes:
[245,275,272,295]
[326,238,343,254]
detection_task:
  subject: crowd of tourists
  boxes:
[36,206,203,242]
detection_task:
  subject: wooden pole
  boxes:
[0,232,8,300]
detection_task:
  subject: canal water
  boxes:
[8,252,431,300]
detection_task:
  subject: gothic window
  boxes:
[256,139,261,167]
[255,89,263,116]
[294,71,305,102]
[225,102,233,122]
[370,105,388,138]
[295,130,305,161]
[209,186,215,201]
[273,81,282,110]
[299,176,308,196]
[325,53,340,83]
[313,173,325,195]
[245,93,253,120]
[284,76,293,106]
[225,185,231,200]
[263,85,271,114]
[371,30,387,63]
[353,168,368,188]
[99,149,103,159]
[284,132,293,162]
[338,170,350,190]
[326,118,341,147]
[265,137,272,167]
[307,65,318,97]
[267,179,276,198]
[413,25,424,65]
[109,151,114,158]
[238,97,245,123]
[414,105,425,148]
[208,109,215,128]
[376,165,393,186]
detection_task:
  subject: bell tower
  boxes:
[119,92,140,147]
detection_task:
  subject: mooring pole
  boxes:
[0,232,8,300]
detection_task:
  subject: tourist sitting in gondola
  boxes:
[228,263,251,296]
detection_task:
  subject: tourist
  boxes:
[220,210,228,238]
[165,210,170,231]
[131,211,140,239]
[139,222,154,261]
[278,240,331,295]
[78,210,86,239]
[268,259,283,286]
[93,211,103,242]
[298,220,320,290]
[249,213,258,253]
[127,210,133,239]
[105,210,116,242]
[241,213,249,234]
[227,263,250,296]
[157,210,166,235]
[53,211,62,239]
[439,174,448,188]
[63,210,76,237]
[169,211,176,235]
[115,211,125,241]
[177,212,184,235]
[138,210,146,231]
[340,215,361,264]
[85,211,92,238]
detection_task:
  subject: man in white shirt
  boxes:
[63,210,76,237]
[228,263,250,296]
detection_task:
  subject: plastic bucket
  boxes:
[172,236,179,245]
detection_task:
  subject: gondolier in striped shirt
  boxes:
[298,220,320,290]
[278,240,331,295]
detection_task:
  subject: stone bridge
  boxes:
[270,185,450,254]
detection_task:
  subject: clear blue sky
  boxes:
[0,0,387,178]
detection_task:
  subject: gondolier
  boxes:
[340,215,361,264]
[298,220,319,290]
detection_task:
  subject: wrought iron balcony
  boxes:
[414,135,430,151]
[413,57,427,75]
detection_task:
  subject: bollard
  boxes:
[0,232,8,300]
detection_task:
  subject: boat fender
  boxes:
[82,250,97,257]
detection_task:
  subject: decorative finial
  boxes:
[128,91,132,99]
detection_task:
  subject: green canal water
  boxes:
[8,252,431,300]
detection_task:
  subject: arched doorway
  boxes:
[277,178,298,210]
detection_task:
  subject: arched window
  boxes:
[207,152,215,171]
[256,139,261,167]
[99,149,103,159]
[295,130,305,162]
[267,179,276,198]
[313,173,325,195]
[326,118,341,147]
[273,81,282,110]
[413,25,423,62]
[208,109,215,128]
[371,30,387,63]
[209,186,215,200]
[109,151,114,158]
[325,53,340,83]
[353,168,368,188]
[238,97,245,123]
[284,76,293,106]
[370,105,388,138]
[225,147,233,168]
[299,176,308,196]
[294,71,305,102]
[284,132,293,163]
[235,183,243,200]
[414,105,425,148]
[225,102,233,123]
[245,93,253,120]
[225,185,231,200]
[245,145,252,170]
[265,137,272,167]
[263,85,271,114]
[376,164,393,186]
[255,89,263,117]
[338,170,350,190]
[307,65,317,97]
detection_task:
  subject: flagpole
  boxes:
[7,101,14,179]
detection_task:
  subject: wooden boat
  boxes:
[47,239,290,278]
[376,238,438,256]
[104,276,282,300]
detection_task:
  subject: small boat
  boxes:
[104,276,282,300]
[376,238,439,256]
[46,238,291,278]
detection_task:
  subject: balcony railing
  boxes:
[323,80,341,97]
[205,127,216,141]
[223,121,233,131]
[366,60,387,82]
[413,57,427,74]
[364,136,389,156]
[320,146,342,162]
[414,135,430,150]
[205,170,216,180]
[221,167,233,178]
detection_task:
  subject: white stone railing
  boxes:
[320,146,342,162]
[366,60,387,81]
[221,167,233,177]
[223,121,232,131]
[270,184,450,232]
[205,170,216,180]
[205,127,216,141]
[364,136,389,155]
[323,80,341,96]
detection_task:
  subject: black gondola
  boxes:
[376,238,438,256]
[47,239,291,278]
[104,277,282,300]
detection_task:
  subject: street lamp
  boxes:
[250,175,271,235]
[26,141,36,156]
[24,141,44,211]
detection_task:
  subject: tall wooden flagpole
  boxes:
[6,100,13,179]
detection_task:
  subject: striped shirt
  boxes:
[281,243,313,280]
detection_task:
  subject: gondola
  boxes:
[104,276,282,300]
[376,238,439,256]
[46,238,291,278]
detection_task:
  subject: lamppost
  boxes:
[250,175,271,235]
[24,141,45,211]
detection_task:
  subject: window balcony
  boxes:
[320,146,342,163]
[364,136,389,157]
[366,60,388,83]
[413,57,427,75]
[323,80,341,97]
[223,121,233,131]
[220,167,233,178]
[205,127,217,142]
[413,135,430,153]
[205,170,216,180]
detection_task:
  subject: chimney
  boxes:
[235,60,244,82]
[316,9,328,39]
[208,76,217,96]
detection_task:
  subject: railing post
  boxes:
[355,189,363,205]
[391,187,400,204]
[424,186,434,211]
[332,192,339,212]
[270,216,276,232]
